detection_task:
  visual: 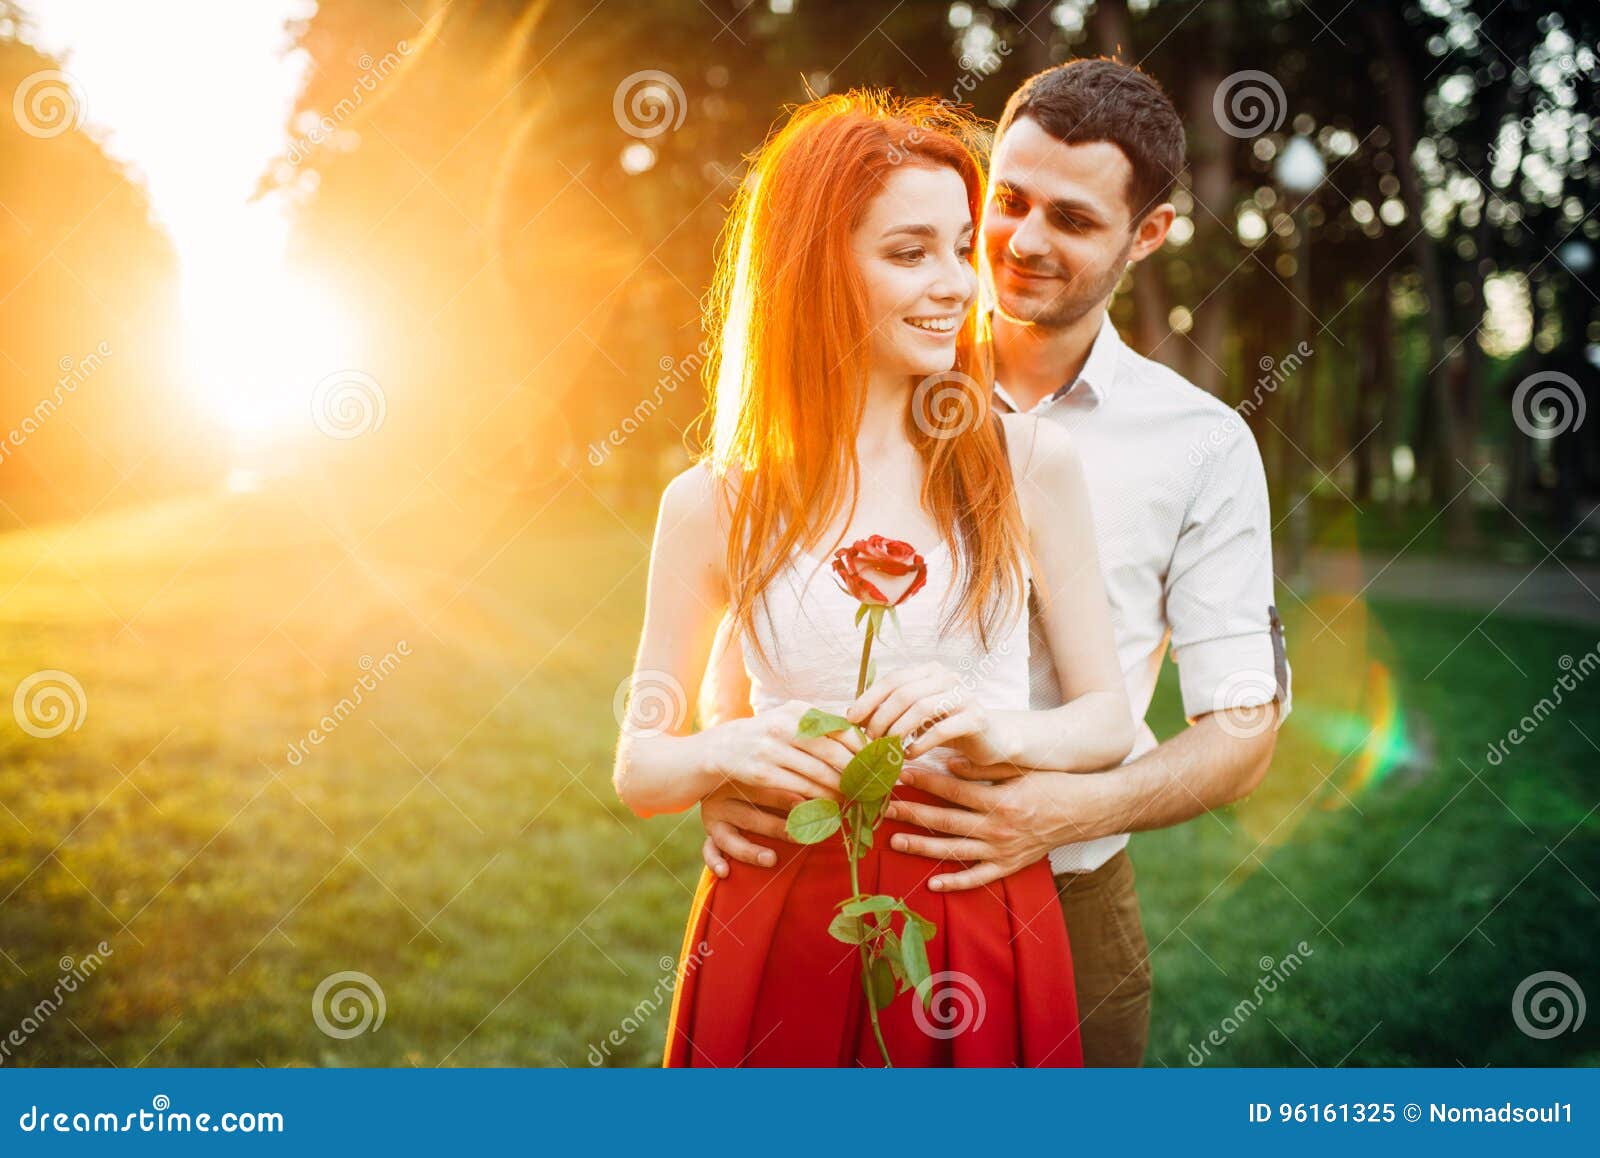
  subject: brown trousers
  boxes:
[1053,849,1152,1067]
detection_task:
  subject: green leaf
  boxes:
[839,735,904,805]
[796,707,853,739]
[854,603,869,627]
[887,604,902,640]
[867,957,896,1011]
[881,932,907,985]
[840,894,901,917]
[865,658,878,687]
[827,912,869,945]
[901,918,932,1004]
[784,798,841,844]
[902,903,937,943]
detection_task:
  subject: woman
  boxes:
[612,92,1132,1066]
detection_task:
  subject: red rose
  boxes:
[831,535,927,607]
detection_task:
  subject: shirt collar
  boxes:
[992,312,1123,414]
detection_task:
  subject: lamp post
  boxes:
[1273,135,1327,585]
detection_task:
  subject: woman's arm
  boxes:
[698,612,755,728]
[611,465,734,816]
[613,466,857,817]
[993,414,1133,771]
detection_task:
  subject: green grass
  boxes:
[0,488,1595,1067]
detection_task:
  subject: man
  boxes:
[696,58,1290,1066]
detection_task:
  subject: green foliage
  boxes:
[787,593,934,1065]
[840,894,901,916]
[839,736,903,806]
[827,912,869,945]
[867,957,896,1011]
[796,708,856,739]
[785,798,841,844]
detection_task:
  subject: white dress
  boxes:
[739,535,1032,773]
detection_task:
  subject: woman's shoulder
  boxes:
[657,461,734,551]
[996,411,1081,482]
[661,459,719,508]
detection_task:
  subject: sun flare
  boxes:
[15,0,364,465]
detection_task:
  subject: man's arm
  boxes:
[1046,703,1278,838]
[886,413,1288,888]
[882,703,1277,891]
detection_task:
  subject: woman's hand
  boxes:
[707,699,861,801]
[844,662,1015,766]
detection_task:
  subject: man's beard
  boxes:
[992,237,1134,329]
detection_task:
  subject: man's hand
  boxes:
[884,707,1280,890]
[882,766,1103,892]
[699,783,795,878]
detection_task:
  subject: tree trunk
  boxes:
[1364,4,1475,546]
[1090,0,1171,359]
[1183,0,1234,396]
[1013,0,1056,75]
[1090,0,1133,62]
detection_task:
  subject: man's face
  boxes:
[982,117,1146,329]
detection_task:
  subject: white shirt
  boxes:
[994,314,1291,874]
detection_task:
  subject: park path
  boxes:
[1300,549,1600,626]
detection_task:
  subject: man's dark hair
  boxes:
[994,57,1185,221]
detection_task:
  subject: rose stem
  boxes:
[855,608,875,697]
[850,605,892,1066]
[846,823,893,1067]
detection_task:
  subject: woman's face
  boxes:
[851,163,978,381]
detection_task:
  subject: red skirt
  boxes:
[663,785,1083,1067]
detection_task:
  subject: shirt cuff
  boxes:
[1175,630,1292,727]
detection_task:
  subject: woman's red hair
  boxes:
[699,91,1029,656]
